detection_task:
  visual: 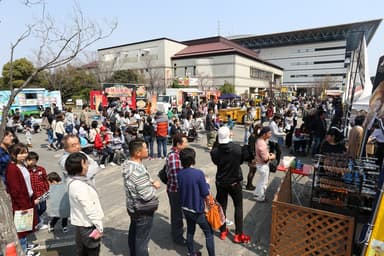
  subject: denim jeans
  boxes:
[128,213,154,256]
[47,128,55,145]
[156,136,167,158]
[19,236,27,252]
[37,201,47,223]
[183,210,215,256]
[311,136,322,155]
[144,136,154,158]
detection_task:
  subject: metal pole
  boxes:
[345,32,364,135]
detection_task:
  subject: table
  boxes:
[277,163,313,205]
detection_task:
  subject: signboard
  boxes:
[136,85,147,109]
[103,83,134,98]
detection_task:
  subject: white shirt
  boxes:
[67,178,104,232]
[370,128,384,143]
[18,164,33,197]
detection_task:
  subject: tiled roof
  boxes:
[173,36,283,70]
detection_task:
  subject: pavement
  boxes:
[23,123,314,256]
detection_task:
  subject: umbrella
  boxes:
[219,93,241,100]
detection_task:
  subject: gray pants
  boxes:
[206,130,216,148]
[167,191,184,241]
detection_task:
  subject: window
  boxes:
[174,67,177,77]
[314,60,344,64]
[193,66,196,76]
[250,67,272,81]
[25,93,37,99]
[314,46,345,51]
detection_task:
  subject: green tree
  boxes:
[220,81,235,94]
[110,69,140,83]
[2,58,35,87]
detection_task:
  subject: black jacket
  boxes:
[210,142,243,185]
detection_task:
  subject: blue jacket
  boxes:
[177,167,209,213]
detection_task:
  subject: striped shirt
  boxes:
[122,160,157,213]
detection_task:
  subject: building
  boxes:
[174,36,283,97]
[97,38,186,93]
[97,37,283,97]
[230,19,382,98]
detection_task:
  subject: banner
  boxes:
[365,195,384,255]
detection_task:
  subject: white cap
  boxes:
[218,126,231,144]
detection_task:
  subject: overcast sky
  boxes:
[1,0,383,76]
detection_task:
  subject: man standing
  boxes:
[166,133,188,245]
[122,138,160,256]
[79,104,90,127]
[253,126,275,202]
[59,135,100,183]
[210,126,250,243]
[205,108,216,150]
[311,109,327,156]
[155,111,168,159]
[243,108,253,145]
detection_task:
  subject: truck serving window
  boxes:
[25,93,37,99]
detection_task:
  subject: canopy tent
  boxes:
[219,93,241,99]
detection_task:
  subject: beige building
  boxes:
[97,36,283,96]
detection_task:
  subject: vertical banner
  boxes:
[365,195,384,255]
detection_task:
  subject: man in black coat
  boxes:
[210,126,250,244]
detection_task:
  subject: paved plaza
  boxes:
[23,123,312,256]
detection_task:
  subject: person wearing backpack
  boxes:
[245,124,261,190]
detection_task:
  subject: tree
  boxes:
[0,2,116,254]
[141,53,164,94]
[2,58,35,88]
[220,81,235,94]
[110,69,140,84]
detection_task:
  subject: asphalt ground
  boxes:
[23,122,314,256]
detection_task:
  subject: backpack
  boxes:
[241,144,253,162]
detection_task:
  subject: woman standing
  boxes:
[6,143,39,253]
[53,113,66,149]
[0,129,15,184]
[66,152,104,256]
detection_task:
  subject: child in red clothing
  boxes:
[26,151,50,230]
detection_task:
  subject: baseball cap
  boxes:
[218,126,231,144]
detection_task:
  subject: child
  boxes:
[46,172,70,233]
[227,115,235,130]
[26,151,50,230]
[24,115,33,147]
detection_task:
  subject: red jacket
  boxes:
[6,162,37,238]
[28,165,49,198]
[94,133,110,150]
[156,121,168,137]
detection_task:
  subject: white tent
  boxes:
[352,36,372,112]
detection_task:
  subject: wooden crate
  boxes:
[270,170,355,256]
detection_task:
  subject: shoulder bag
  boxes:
[205,194,225,230]
[133,196,159,214]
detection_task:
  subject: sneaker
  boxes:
[26,243,39,250]
[62,227,68,233]
[26,250,41,256]
[245,185,256,191]
[219,228,229,240]
[188,252,202,256]
[233,233,251,243]
[225,219,234,226]
[38,224,49,230]
[254,196,267,202]
[110,162,117,166]
[48,227,54,233]
[99,164,106,169]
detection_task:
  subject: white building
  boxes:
[97,37,283,97]
[230,19,381,97]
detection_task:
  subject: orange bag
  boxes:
[205,195,225,230]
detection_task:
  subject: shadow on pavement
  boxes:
[102,227,129,256]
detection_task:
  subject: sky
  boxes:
[0,0,383,77]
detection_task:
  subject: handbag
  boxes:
[40,116,50,129]
[133,196,159,214]
[205,195,225,230]
[158,163,168,184]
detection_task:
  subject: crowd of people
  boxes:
[2,94,384,255]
